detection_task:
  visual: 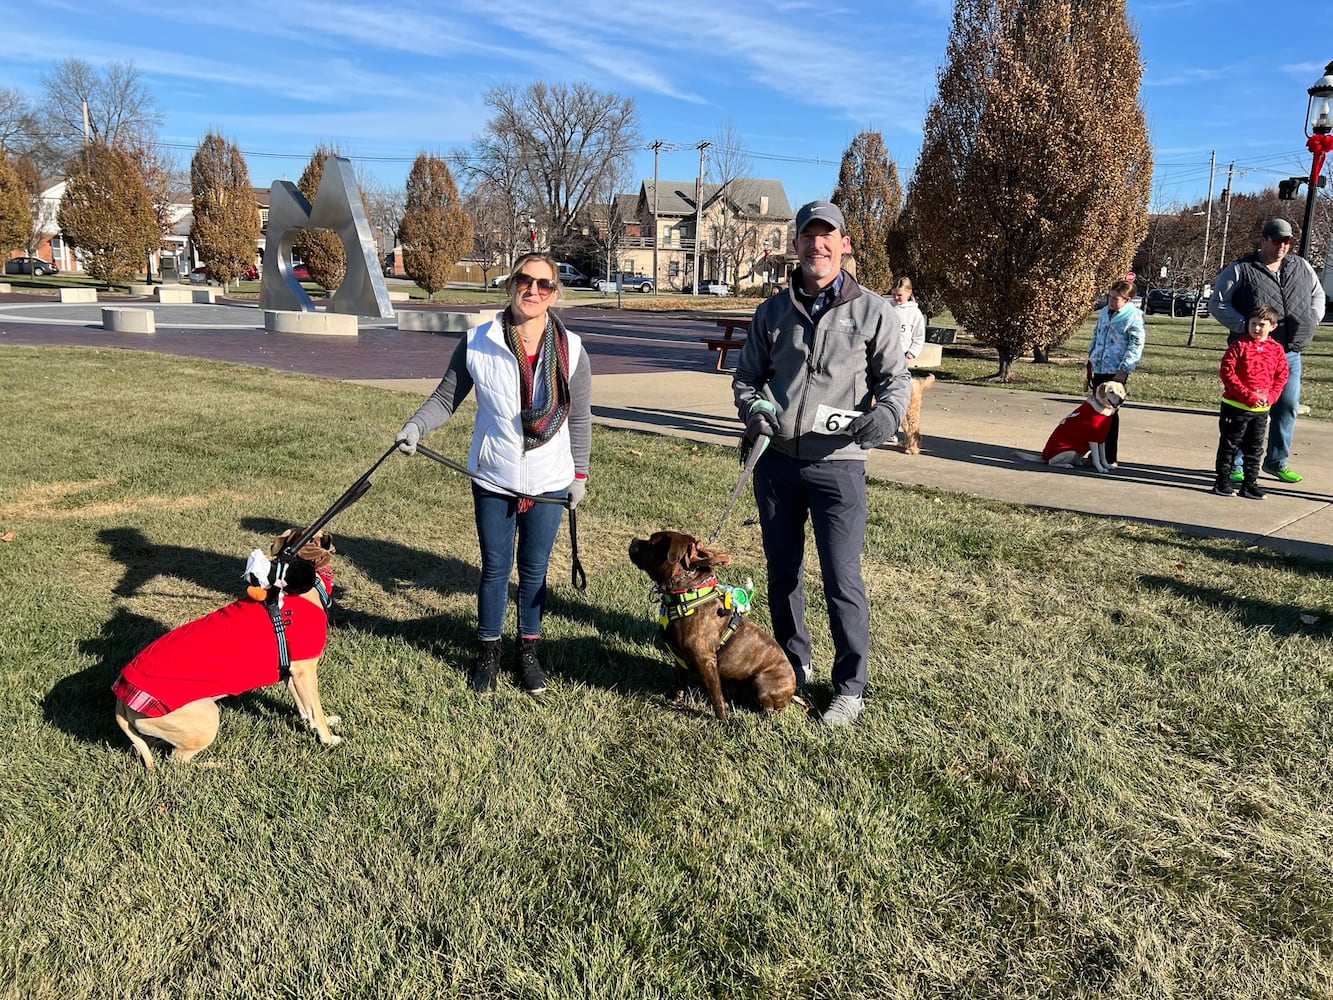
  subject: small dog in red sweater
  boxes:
[112,529,341,769]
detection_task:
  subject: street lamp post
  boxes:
[528,216,537,251]
[1299,60,1333,260]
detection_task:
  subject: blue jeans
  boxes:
[472,483,566,640]
[752,450,870,697]
[1233,349,1300,471]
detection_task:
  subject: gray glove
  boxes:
[847,406,896,449]
[567,477,586,510]
[395,422,421,455]
[743,399,778,443]
[740,399,779,464]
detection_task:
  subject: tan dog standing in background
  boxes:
[899,373,935,454]
[112,530,342,769]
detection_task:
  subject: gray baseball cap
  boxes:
[795,200,845,236]
[1262,217,1294,239]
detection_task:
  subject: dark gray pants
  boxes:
[753,450,870,696]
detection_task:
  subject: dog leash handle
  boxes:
[284,443,399,558]
[567,508,586,591]
[707,434,768,546]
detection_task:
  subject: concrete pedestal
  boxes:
[102,307,156,333]
[396,309,498,333]
[59,287,98,303]
[264,310,359,336]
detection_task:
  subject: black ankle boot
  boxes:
[471,638,500,692]
[517,638,546,695]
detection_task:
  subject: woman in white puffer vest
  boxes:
[395,253,592,696]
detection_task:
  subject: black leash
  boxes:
[280,443,399,559]
[413,442,586,591]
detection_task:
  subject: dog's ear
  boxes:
[689,544,732,570]
[276,557,317,596]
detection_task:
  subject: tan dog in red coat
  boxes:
[628,530,796,721]
[112,529,341,769]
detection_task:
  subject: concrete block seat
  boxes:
[102,307,155,333]
[396,309,498,333]
[59,287,98,303]
[263,310,359,336]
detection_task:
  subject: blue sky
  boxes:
[2,0,1328,213]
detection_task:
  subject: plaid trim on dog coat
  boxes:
[1042,401,1113,463]
[112,568,333,717]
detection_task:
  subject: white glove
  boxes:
[567,477,586,510]
[395,422,421,455]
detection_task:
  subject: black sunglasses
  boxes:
[513,273,557,296]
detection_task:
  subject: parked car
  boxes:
[596,272,655,293]
[490,273,508,287]
[4,256,59,276]
[556,262,589,287]
[1144,288,1205,317]
[686,281,731,296]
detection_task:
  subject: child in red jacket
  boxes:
[1213,304,1288,499]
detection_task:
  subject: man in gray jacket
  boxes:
[732,200,911,727]
[1209,217,1326,483]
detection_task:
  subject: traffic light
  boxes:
[1278,177,1304,200]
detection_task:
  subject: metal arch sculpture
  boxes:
[259,156,394,318]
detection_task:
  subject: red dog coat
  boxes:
[112,568,332,717]
[1041,401,1113,463]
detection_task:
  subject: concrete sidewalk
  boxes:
[358,371,1333,563]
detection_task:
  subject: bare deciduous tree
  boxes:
[833,130,903,293]
[57,141,157,287]
[911,0,1151,380]
[190,133,260,286]
[465,82,639,241]
[39,59,162,169]
[399,153,472,300]
[463,179,520,285]
[706,121,766,288]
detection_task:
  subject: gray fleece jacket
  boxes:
[732,269,911,461]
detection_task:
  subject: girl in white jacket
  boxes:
[890,276,926,363]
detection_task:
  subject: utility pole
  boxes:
[1187,149,1216,347]
[650,139,662,292]
[693,140,710,293]
[1216,161,1235,270]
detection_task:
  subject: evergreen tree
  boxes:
[0,152,31,255]
[911,0,1151,380]
[57,141,157,287]
[399,153,473,300]
[190,133,259,286]
[832,131,902,293]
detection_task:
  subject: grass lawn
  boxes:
[2,346,1333,998]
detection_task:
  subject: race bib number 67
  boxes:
[814,403,864,435]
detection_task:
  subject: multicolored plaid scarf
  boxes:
[504,308,571,451]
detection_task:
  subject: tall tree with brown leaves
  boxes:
[399,153,473,300]
[190,133,259,286]
[911,0,1151,379]
[832,130,903,293]
[0,153,31,255]
[57,141,157,287]
[293,143,354,291]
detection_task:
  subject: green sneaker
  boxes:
[1265,465,1303,484]
[1228,468,1244,483]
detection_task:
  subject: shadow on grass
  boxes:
[1139,574,1333,638]
[45,606,168,745]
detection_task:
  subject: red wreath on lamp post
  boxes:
[1298,60,1333,259]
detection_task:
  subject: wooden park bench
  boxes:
[700,317,749,372]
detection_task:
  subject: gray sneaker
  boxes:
[818,694,864,727]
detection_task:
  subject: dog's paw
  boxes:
[321,733,344,747]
